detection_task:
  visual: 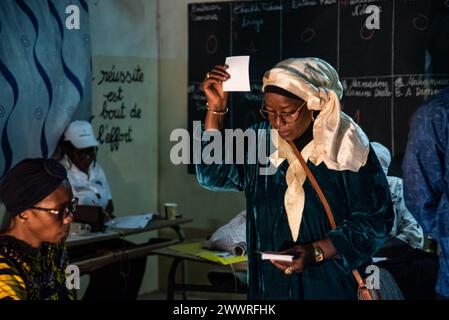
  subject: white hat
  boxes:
[63,121,98,149]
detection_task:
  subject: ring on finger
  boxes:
[284,266,293,275]
[206,72,211,79]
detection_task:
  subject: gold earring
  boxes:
[310,111,315,122]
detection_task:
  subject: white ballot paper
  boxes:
[223,55,251,92]
[260,251,294,262]
[105,213,154,229]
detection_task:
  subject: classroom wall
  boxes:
[89,0,159,295]
[158,0,246,290]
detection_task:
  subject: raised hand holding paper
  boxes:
[222,56,251,92]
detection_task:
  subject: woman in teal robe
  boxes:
[196,58,393,300]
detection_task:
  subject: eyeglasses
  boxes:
[30,197,78,220]
[259,101,306,123]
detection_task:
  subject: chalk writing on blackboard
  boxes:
[412,15,429,31]
[394,76,449,98]
[206,35,218,54]
[187,0,449,161]
[191,4,222,22]
[233,2,282,14]
[342,78,391,98]
[242,16,264,32]
[301,28,316,43]
[291,0,336,9]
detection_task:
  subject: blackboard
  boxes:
[188,0,449,173]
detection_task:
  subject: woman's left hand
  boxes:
[270,243,315,274]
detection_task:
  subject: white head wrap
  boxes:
[263,57,369,172]
[263,58,370,241]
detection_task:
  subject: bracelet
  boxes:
[312,242,324,263]
[206,102,228,115]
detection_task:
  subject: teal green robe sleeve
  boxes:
[195,128,245,192]
[326,146,394,271]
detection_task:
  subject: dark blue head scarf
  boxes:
[0,158,68,216]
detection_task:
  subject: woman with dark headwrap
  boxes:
[197,58,394,299]
[0,158,75,300]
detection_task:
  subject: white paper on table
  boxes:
[105,213,154,229]
[222,56,251,92]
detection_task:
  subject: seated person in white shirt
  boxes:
[371,142,439,299]
[60,120,114,220]
[60,120,146,300]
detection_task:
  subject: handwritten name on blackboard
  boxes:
[191,4,222,13]
[395,76,449,98]
[191,3,222,21]
[98,65,144,85]
[192,14,218,21]
[233,2,282,15]
[291,0,336,8]
[343,78,391,98]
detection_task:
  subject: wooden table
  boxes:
[67,217,192,274]
[153,242,248,300]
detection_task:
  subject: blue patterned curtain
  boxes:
[0,0,91,178]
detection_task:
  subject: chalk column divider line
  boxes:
[337,0,340,72]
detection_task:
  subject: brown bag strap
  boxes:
[286,141,370,295]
